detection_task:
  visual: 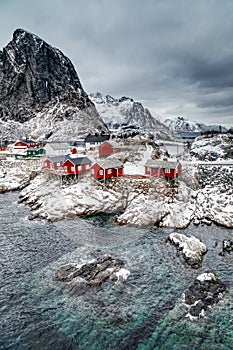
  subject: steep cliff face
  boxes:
[0,29,106,139]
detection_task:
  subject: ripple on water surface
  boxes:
[0,192,232,350]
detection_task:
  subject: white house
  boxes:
[44,142,71,156]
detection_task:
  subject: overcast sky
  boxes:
[0,0,233,127]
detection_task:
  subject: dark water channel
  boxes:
[0,192,232,349]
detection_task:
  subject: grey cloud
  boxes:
[0,0,233,126]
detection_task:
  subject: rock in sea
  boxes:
[168,232,207,268]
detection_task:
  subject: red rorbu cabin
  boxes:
[42,155,66,173]
[90,159,124,179]
[144,159,182,180]
[144,159,161,177]
[63,155,92,175]
[98,141,119,157]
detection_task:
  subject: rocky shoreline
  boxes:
[0,159,232,229]
[17,165,232,229]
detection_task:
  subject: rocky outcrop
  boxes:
[168,232,207,268]
[183,272,226,319]
[0,29,107,139]
[193,164,233,228]
[0,159,40,192]
[219,240,233,256]
[54,255,130,294]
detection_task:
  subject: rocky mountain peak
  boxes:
[0,29,107,139]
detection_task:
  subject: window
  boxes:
[78,165,82,171]
[64,166,68,172]
[107,169,112,174]
[99,170,103,175]
[86,164,90,169]
[57,162,60,166]
[71,166,75,172]
[165,168,170,173]
[91,169,94,174]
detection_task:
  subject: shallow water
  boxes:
[0,192,232,349]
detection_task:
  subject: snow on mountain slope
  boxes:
[90,92,170,138]
[0,29,107,140]
[164,116,227,133]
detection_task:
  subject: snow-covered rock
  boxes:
[191,134,232,160]
[165,116,227,133]
[183,272,226,319]
[90,92,170,139]
[168,232,207,268]
[0,29,107,140]
[0,158,40,192]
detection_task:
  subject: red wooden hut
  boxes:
[63,155,92,175]
[98,141,119,157]
[90,159,124,179]
[42,155,66,173]
[144,159,161,177]
[145,159,182,179]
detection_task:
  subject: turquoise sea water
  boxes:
[0,192,232,349]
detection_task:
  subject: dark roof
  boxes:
[64,155,92,165]
[85,134,110,143]
[47,155,67,163]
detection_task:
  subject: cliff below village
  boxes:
[1,133,233,229]
[14,162,232,229]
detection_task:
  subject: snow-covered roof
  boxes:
[145,159,180,169]
[46,142,70,150]
[144,159,160,168]
[103,140,119,147]
[96,158,123,169]
[47,155,67,163]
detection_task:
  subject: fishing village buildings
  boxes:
[0,136,182,185]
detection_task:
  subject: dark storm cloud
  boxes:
[0,0,233,126]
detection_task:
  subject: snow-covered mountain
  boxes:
[90,92,170,138]
[0,29,107,140]
[164,116,227,133]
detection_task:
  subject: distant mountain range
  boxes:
[89,92,170,139]
[164,116,227,133]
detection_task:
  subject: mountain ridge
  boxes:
[164,116,228,133]
[90,92,170,139]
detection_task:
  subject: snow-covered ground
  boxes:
[0,158,41,192]
[1,137,233,229]
[190,134,232,160]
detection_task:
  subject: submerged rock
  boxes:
[168,232,207,268]
[54,255,130,294]
[183,272,226,319]
[219,240,233,256]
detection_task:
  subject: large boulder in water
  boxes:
[183,272,226,320]
[168,232,207,268]
[54,255,130,295]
